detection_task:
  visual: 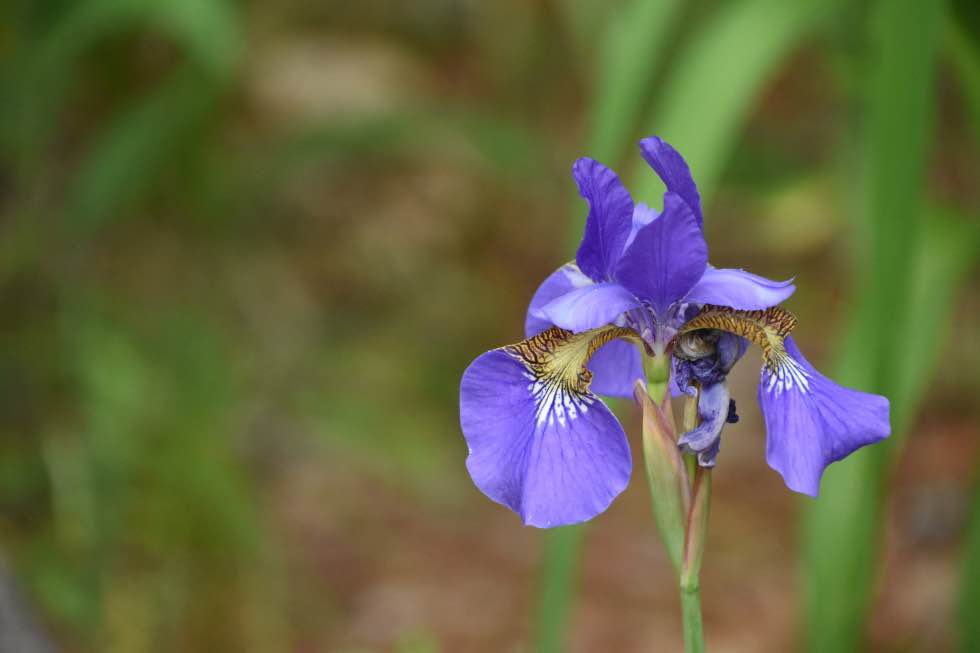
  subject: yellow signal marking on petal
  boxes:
[676,305,798,375]
[507,325,638,394]
[506,326,639,426]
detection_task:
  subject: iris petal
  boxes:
[678,381,732,467]
[525,264,644,398]
[459,328,634,527]
[638,136,703,227]
[758,337,890,496]
[587,339,645,399]
[615,192,708,315]
[525,263,593,338]
[539,283,640,333]
[685,267,795,310]
[573,158,635,281]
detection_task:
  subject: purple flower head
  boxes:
[460,137,891,527]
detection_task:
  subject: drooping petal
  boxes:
[459,327,634,527]
[539,282,640,333]
[678,381,732,467]
[525,264,644,398]
[587,339,645,399]
[573,158,635,281]
[758,337,891,496]
[615,192,707,315]
[525,263,593,338]
[638,136,703,227]
[685,267,795,310]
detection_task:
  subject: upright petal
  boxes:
[623,203,659,253]
[526,264,644,398]
[685,267,795,310]
[573,158,635,281]
[539,283,640,333]
[615,192,708,315]
[525,263,593,338]
[460,327,634,527]
[758,337,891,496]
[639,136,703,227]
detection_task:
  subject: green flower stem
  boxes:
[534,526,583,653]
[680,583,705,653]
[679,392,708,653]
[641,365,708,653]
[644,352,671,402]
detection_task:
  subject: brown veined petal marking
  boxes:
[506,325,639,427]
[675,305,798,374]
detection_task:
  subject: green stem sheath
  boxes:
[642,357,708,653]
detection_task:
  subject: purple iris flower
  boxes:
[459,136,891,527]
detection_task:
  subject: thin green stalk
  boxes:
[678,394,709,653]
[680,584,705,653]
[534,526,583,653]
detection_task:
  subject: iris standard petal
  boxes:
[525,263,594,338]
[615,192,708,315]
[623,202,659,253]
[539,282,640,334]
[638,136,703,227]
[685,267,796,310]
[758,337,891,496]
[573,157,635,281]
[586,339,645,399]
[459,328,634,527]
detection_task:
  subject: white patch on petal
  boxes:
[766,355,810,396]
[528,376,595,427]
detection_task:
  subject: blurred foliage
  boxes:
[0,0,976,652]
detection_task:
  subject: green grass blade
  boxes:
[633,0,838,204]
[1,0,241,174]
[805,206,977,653]
[68,67,219,230]
[587,0,683,164]
[803,1,945,650]
[960,463,980,653]
[947,12,980,144]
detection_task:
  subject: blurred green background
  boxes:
[0,1,977,652]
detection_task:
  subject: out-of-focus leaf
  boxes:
[805,206,976,653]
[960,467,980,653]
[554,0,611,64]
[1,0,240,166]
[804,2,945,649]
[947,12,980,144]
[67,67,218,230]
[587,0,684,164]
[633,0,839,204]
[243,110,546,197]
[36,0,240,79]
[890,207,979,428]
